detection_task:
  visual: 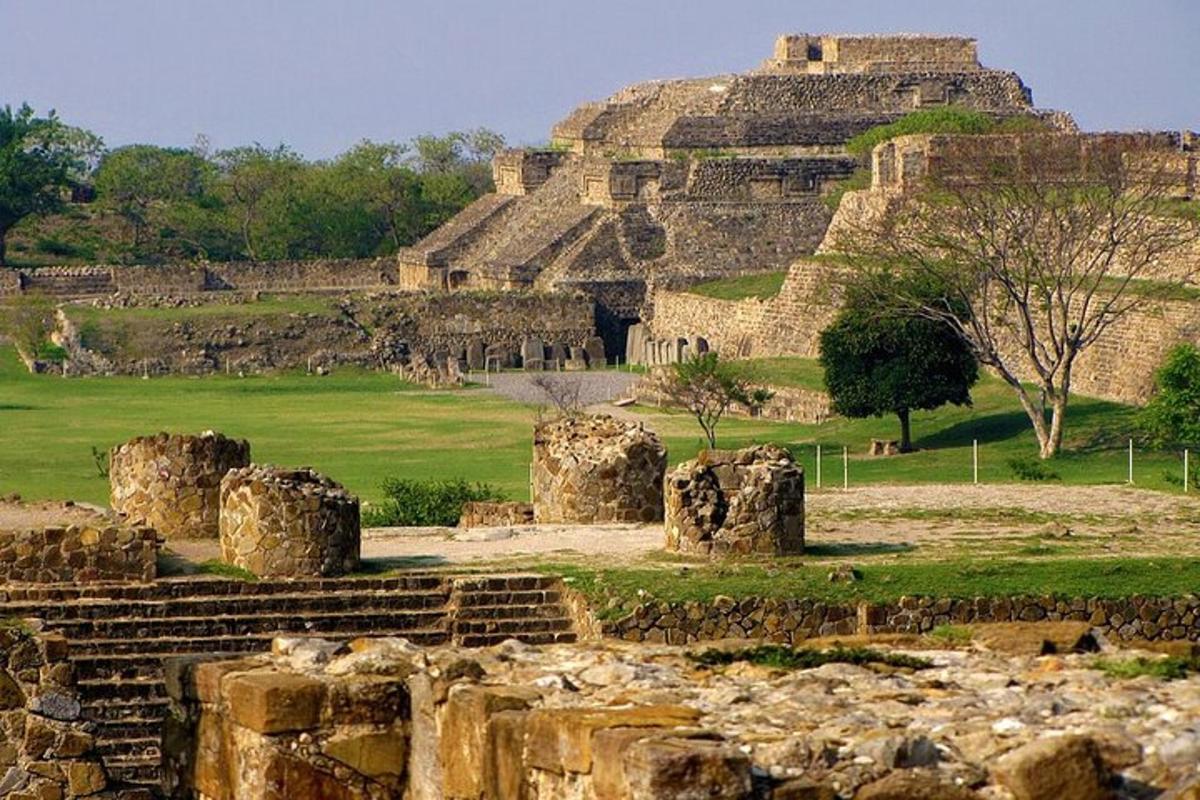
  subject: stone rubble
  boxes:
[164,634,1200,799]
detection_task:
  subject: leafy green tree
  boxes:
[93,145,216,259]
[0,104,96,265]
[819,275,979,452]
[327,141,424,251]
[0,293,55,359]
[668,352,772,449]
[1141,344,1200,447]
[215,144,303,260]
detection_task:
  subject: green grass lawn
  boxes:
[0,347,1190,506]
[744,357,827,391]
[542,557,1200,612]
[66,294,342,325]
[687,271,786,301]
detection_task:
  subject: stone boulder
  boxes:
[991,735,1113,800]
[532,415,667,524]
[664,444,804,556]
[110,431,250,538]
[219,465,361,577]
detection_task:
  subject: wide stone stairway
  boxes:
[0,572,577,791]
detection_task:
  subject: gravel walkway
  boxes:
[479,371,641,407]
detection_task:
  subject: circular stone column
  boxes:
[219,465,360,577]
[110,431,251,539]
[532,415,666,524]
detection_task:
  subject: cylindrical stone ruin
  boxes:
[665,444,804,556]
[110,431,251,539]
[219,465,361,578]
[532,415,667,524]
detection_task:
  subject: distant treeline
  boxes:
[0,103,504,266]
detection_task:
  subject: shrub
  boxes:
[1140,344,1200,447]
[688,645,931,671]
[1007,455,1061,482]
[1094,655,1200,681]
[363,477,505,527]
[34,342,67,363]
[845,107,1047,159]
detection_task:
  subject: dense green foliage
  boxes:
[819,274,979,451]
[1094,655,1200,681]
[362,477,506,527]
[687,645,931,671]
[4,101,502,265]
[844,107,1046,159]
[1140,344,1200,447]
[0,104,100,265]
[1006,455,1061,482]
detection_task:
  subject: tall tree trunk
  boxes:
[897,408,913,452]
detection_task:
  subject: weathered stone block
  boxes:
[224,672,326,734]
[991,735,1112,800]
[524,705,701,774]
[621,737,752,799]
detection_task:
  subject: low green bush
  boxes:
[1094,655,1200,681]
[363,477,505,527]
[34,342,67,364]
[687,645,931,671]
[1007,455,1061,482]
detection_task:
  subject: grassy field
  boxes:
[66,294,342,325]
[687,271,786,301]
[0,348,1190,506]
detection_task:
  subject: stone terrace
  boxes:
[0,574,578,791]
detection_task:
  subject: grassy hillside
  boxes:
[687,271,785,301]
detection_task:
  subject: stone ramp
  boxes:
[0,573,578,792]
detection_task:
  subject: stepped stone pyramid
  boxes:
[399,33,1054,347]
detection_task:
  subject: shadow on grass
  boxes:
[915,410,1031,449]
[804,542,915,558]
[0,404,36,411]
[357,555,449,574]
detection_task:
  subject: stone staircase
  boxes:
[0,573,577,792]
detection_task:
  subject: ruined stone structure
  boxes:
[459,501,535,528]
[665,445,805,556]
[0,626,115,799]
[162,634,1200,799]
[532,415,666,524]
[219,465,361,578]
[399,34,1047,351]
[110,432,251,539]
[629,366,835,424]
[0,502,157,584]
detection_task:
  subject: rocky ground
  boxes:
[219,628,1200,799]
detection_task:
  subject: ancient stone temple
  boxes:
[665,445,805,556]
[219,465,361,577]
[109,431,251,539]
[399,33,1052,348]
[532,415,666,524]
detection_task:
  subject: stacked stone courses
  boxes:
[532,415,667,524]
[109,431,251,539]
[0,504,157,584]
[665,445,805,556]
[219,465,361,578]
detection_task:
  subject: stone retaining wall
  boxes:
[605,593,1200,644]
[458,501,535,528]
[532,415,666,524]
[0,508,157,584]
[110,431,251,539]
[0,626,113,798]
[628,365,834,424]
[219,465,361,578]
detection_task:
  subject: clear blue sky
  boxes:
[3,0,1197,159]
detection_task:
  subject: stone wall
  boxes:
[110,431,251,539]
[7,258,398,299]
[629,367,835,424]
[219,465,361,578]
[766,33,980,75]
[0,502,157,583]
[532,415,666,524]
[606,593,1200,645]
[0,626,114,799]
[664,445,805,556]
[458,501,535,529]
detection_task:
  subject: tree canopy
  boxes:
[0,104,98,265]
[667,352,772,450]
[819,274,979,452]
[1140,344,1200,448]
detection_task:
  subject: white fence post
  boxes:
[815,444,821,489]
[973,439,979,485]
[842,446,848,490]
[1186,449,1190,493]
[1128,439,1134,485]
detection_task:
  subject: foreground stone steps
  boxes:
[13,572,577,793]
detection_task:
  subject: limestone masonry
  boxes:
[110,432,251,539]
[532,415,667,524]
[219,465,361,578]
[665,445,805,557]
[397,33,1050,344]
[0,500,157,584]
